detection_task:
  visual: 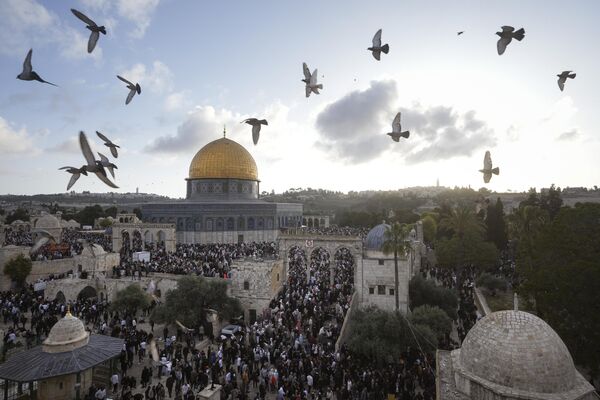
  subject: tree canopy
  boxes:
[152,276,242,330]
[409,275,458,320]
[3,254,32,288]
[110,284,150,316]
[409,305,452,340]
[5,208,30,224]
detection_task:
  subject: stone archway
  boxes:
[55,291,66,304]
[144,230,154,248]
[78,286,98,301]
[132,230,143,252]
[121,230,131,253]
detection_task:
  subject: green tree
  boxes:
[152,276,242,331]
[110,284,150,316]
[3,254,32,288]
[133,208,143,221]
[421,215,437,245]
[104,206,118,218]
[409,305,452,340]
[519,187,540,208]
[383,222,412,311]
[539,184,563,220]
[5,208,30,224]
[75,205,106,226]
[519,203,600,381]
[409,275,458,320]
[485,198,508,251]
[476,272,508,294]
[346,306,437,365]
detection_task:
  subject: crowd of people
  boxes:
[2,227,33,247]
[115,242,278,279]
[296,226,371,238]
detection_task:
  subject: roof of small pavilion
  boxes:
[0,334,123,382]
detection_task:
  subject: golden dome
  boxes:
[189,137,258,181]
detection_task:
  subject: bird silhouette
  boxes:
[96,131,120,158]
[496,26,525,55]
[457,31,464,35]
[16,49,57,86]
[71,9,106,53]
[97,152,118,178]
[241,118,268,145]
[479,150,500,183]
[368,29,389,61]
[30,229,56,255]
[387,112,410,142]
[305,67,323,97]
[557,71,576,91]
[59,166,88,190]
[117,75,141,105]
[79,131,119,188]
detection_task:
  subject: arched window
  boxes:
[216,218,224,231]
[227,217,234,230]
[248,217,255,230]
[238,217,245,230]
[206,218,213,231]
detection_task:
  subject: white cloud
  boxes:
[115,0,160,38]
[164,91,191,111]
[0,117,38,155]
[120,61,173,93]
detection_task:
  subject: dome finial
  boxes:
[223,124,226,138]
[66,304,71,317]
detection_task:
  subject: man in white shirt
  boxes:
[111,373,119,393]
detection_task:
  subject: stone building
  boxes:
[437,310,598,400]
[0,311,122,400]
[141,134,303,245]
[360,222,423,313]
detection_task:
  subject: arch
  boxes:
[308,218,313,228]
[226,217,235,231]
[77,286,98,301]
[334,247,355,286]
[266,217,274,229]
[302,217,307,226]
[132,230,143,252]
[144,230,154,245]
[237,217,245,230]
[121,230,131,253]
[55,291,66,304]
[206,218,214,231]
[248,217,255,230]
[216,217,224,231]
[320,218,325,227]
[314,218,320,228]
[157,230,166,245]
[257,217,264,230]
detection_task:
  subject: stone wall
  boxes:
[178,229,278,245]
[360,256,410,313]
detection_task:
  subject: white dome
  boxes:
[458,310,575,393]
[43,313,89,353]
[35,214,61,230]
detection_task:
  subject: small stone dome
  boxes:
[82,243,106,257]
[458,310,576,394]
[43,312,89,353]
[364,223,390,251]
[34,214,61,230]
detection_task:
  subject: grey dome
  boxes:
[459,310,576,394]
[365,223,390,251]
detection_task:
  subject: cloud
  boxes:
[315,80,398,163]
[0,0,102,60]
[557,128,579,141]
[116,0,160,38]
[164,91,191,112]
[401,106,496,164]
[0,117,38,155]
[120,61,173,93]
[314,80,496,164]
[46,136,80,154]
[145,106,242,154]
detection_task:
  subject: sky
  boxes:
[0,0,599,198]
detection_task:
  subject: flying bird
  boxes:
[457,31,464,35]
[368,29,389,61]
[496,26,525,55]
[96,131,120,158]
[479,150,500,183]
[387,112,410,142]
[241,118,268,145]
[305,68,323,98]
[79,131,119,188]
[70,8,106,53]
[557,71,576,92]
[30,229,56,255]
[117,75,141,105]
[97,152,118,178]
[16,49,57,86]
[59,166,88,190]
[302,62,311,84]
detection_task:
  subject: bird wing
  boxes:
[71,9,97,26]
[305,85,311,98]
[79,131,97,167]
[252,124,260,145]
[501,26,515,33]
[30,236,50,254]
[117,75,134,86]
[371,49,381,61]
[302,63,311,80]
[94,171,119,188]
[483,171,492,183]
[310,69,318,85]
[392,112,401,133]
[98,152,109,164]
[59,166,76,170]
[483,151,492,170]
[126,88,136,104]
[497,37,510,55]
[67,173,80,190]
[372,29,382,47]
[23,49,33,74]
[557,77,565,91]
[110,146,118,158]
[88,31,99,53]
[96,131,111,144]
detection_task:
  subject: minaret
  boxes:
[223,124,226,138]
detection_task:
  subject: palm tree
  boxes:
[438,206,485,268]
[383,222,412,311]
